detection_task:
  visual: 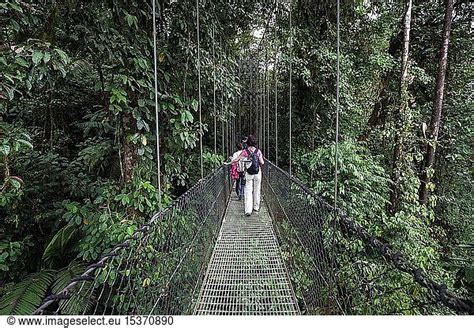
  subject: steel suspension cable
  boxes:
[274,59,278,166]
[257,73,261,144]
[196,0,204,178]
[152,0,162,207]
[238,58,242,139]
[288,0,293,176]
[263,59,267,155]
[256,64,259,142]
[221,83,224,157]
[212,25,217,154]
[330,0,342,311]
[267,57,270,160]
[275,0,279,166]
[334,0,340,214]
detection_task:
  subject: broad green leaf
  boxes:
[9,179,21,189]
[32,50,43,65]
[43,52,51,63]
[15,57,28,67]
[0,144,10,156]
[9,2,23,12]
[17,139,33,149]
[54,49,69,63]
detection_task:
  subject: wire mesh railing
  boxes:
[34,165,231,315]
[262,161,473,315]
[34,161,473,315]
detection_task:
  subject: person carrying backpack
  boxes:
[226,135,264,216]
[225,135,265,216]
[224,142,245,200]
[241,135,264,216]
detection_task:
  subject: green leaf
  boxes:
[32,50,43,65]
[191,99,198,111]
[52,262,94,314]
[54,49,69,63]
[9,2,23,12]
[42,225,78,263]
[17,139,33,149]
[0,144,10,156]
[9,179,21,189]
[0,270,55,315]
[43,52,51,63]
[15,57,29,68]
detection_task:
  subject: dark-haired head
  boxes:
[236,142,243,150]
[247,135,257,147]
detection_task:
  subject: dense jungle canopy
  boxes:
[0,0,472,315]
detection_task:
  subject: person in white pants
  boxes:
[225,135,264,216]
[244,168,262,215]
[226,135,264,216]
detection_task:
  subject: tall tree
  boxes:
[389,0,412,214]
[358,30,402,143]
[419,0,455,204]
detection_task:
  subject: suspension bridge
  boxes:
[32,0,473,316]
[33,162,472,315]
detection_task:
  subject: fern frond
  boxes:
[0,270,56,315]
[52,262,95,314]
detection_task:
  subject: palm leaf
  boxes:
[0,270,56,315]
[52,262,95,314]
[42,224,79,265]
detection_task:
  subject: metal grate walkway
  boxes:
[194,195,300,315]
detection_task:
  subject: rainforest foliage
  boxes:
[0,0,472,314]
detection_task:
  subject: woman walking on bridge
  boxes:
[226,135,264,216]
[242,135,264,216]
[225,135,265,216]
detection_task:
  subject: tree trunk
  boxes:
[389,0,412,214]
[419,0,454,204]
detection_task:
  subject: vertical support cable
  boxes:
[263,60,267,156]
[255,69,261,146]
[196,0,203,178]
[257,73,261,143]
[288,0,292,176]
[221,79,225,157]
[250,61,253,132]
[275,0,279,166]
[221,118,224,157]
[331,0,341,313]
[275,60,278,166]
[238,59,242,139]
[225,77,229,156]
[260,74,263,143]
[229,116,231,154]
[267,59,270,160]
[152,0,162,207]
[334,0,340,213]
[225,109,228,156]
[213,25,217,154]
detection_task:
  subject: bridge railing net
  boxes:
[262,161,472,315]
[36,166,231,315]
